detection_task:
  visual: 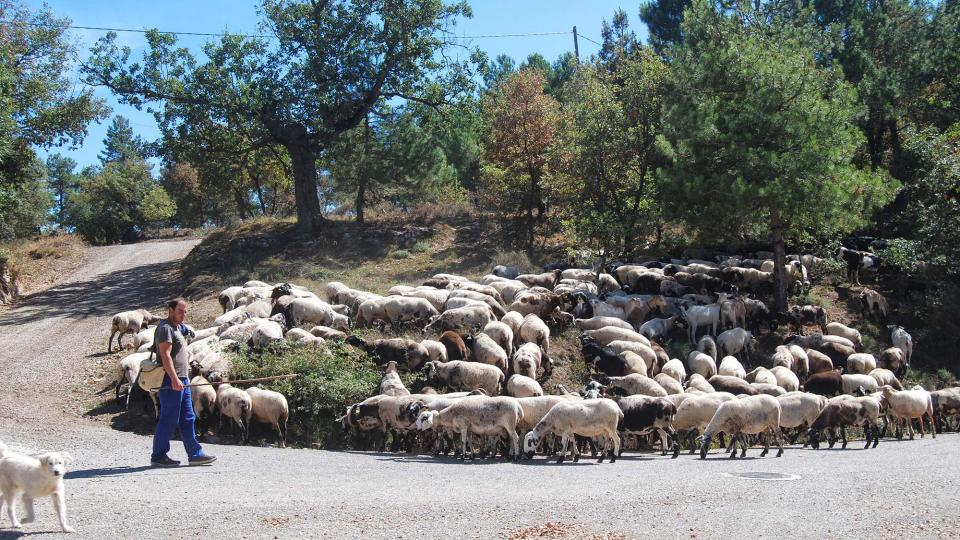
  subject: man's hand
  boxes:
[170,378,184,391]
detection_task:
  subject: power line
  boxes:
[577,34,603,47]
[2,20,580,41]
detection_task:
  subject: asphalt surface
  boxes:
[0,240,958,539]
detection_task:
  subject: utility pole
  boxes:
[572,26,580,63]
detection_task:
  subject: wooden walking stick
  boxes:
[151,374,298,391]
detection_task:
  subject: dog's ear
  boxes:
[37,453,51,466]
[60,452,74,465]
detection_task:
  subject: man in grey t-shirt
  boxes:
[150,297,216,467]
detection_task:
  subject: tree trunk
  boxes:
[286,142,324,233]
[356,178,366,225]
[888,118,904,181]
[770,210,788,314]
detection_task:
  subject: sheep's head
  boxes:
[522,430,540,458]
[698,434,712,459]
[807,428,822,450]
[415,410,438,430]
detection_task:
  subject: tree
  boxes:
[84,0,474,234]
[559,49,670,258]
[100,115,149,164]
[159,162,204,227]
[481,69,565,253]
[45,153,77,228]
[67,160,174,244]
[0,1,107,238]
[640,0,690,57]
[599,8,639,69]
[661,0,897,312]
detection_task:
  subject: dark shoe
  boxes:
[150,456,180,467]
[188,454,217,466]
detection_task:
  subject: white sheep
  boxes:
[880,385,934,439]
[416,396,524,460]
[825,322,863,349]
[243,386,289,447]
[288,297,350,330]
[786,345,811,378]
[716,328,755,360]
[846,353,878,375]
[500,311,525,347]
[424,305,494,334]
[469,333,509,374]
[420,339,448,363]
[506,374,544,398]
[769,366,800,392]
[654,373,685,395]
[356,296,439,328]
[378,361,410,397]
[512,342,547,380]
[660,359,686,383]
[285,327,325,346]
[574,316,634,332]
[841,373,879,395]
[776,391,828,432]
[523,398,623,463]
[603,374,667,397]
[687,351,717,379]
[108,309,159,352]
[424,360,504,396]
[869,368,902,390]
[745,367,777,386]
[309,326,347,340]
[697,335,718,361]
[673,392,736,452]
[216,383,252,442]
[685,373,716,393]
[518,313,551,354]
[889,326,913,368]
[581,327,651,347]
[718,356,747,379]
[190,375,217,439]
[699,394,784,459]
[638,316,681,341]
[482,321,515,358]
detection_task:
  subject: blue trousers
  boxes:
[151,375,204,460]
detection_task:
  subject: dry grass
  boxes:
[0,234,86,296]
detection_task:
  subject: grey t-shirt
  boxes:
[154,319,189,379]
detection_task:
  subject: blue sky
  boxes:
[30,0,648,170]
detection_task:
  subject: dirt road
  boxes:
[0,240,958,539]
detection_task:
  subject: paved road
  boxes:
[0,241,958,539]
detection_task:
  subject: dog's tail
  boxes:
[0,441,7,459]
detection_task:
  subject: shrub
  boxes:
[411,240,431,253]
[392,249,411,259]
[491,250,532,272]
[229,341,381,448]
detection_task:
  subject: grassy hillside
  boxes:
[0,234,86,307]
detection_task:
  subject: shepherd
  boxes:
[150,297,217,468]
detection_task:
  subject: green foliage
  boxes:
[229,341,381,447]
[410,240,431,253]
[660,0,897,308]
[557,46,669,258]
[894,127,960,271]
[84,0,476,232]
[392,249,411,259]
[44,153,77,229]
[639,0,690,57]
[67,159,173,244]
[99,115,150,164]
[0,172,52,240]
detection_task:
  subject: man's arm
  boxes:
[157,342,183,391]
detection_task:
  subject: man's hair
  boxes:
[167,297,187,310]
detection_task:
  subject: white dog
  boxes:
[0,441,75,533]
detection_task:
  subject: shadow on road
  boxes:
[0,259,182,327]
[66,465,155,480]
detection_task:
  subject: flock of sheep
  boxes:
[108,248,960,461]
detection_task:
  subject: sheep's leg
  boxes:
[908,417,916,440]
[872,422,880,447]
[507,428,519,461]
[927,412,936,439]
[459,427,469,461]
[572,434,582,463]
[774,428,785,457]
[840,426,848,449]
[609,430,620,463]
[864,423,873,449]
[728,435,738,459]
[687,430,698,454]
[760,431,770,457]
[668,428,680,459]
[108,330,117,352]
[597,435,607,463]
[557,434,568,464]
[739,433,748,458]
